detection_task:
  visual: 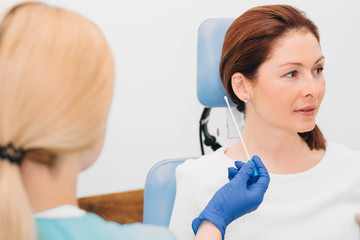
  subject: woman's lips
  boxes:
[294,106,316,116]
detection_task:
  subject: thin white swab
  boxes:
[224,96,250,160]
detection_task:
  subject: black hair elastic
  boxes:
[0,143,25,165]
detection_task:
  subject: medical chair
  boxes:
[143,18,235,227]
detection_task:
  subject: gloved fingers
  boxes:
[247,175,259,186]
[252,155,269,177]
[248,156,270,191]
[228,161,245,181]
[228,167,238,181]
[248,176,269,192]
[234,161,255,184]
[234,161,245,170]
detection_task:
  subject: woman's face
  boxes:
[245,31,325,133]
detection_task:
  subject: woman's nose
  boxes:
[302,72,320,98]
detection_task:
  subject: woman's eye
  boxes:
[315,67,324,74]
[285,71,297,78]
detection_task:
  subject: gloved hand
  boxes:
[228,160,258,186]
[192,155,270,239]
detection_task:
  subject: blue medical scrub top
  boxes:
[36,212,175,240]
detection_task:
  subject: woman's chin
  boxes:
[297,123,316,133]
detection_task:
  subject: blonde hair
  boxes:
[0,2,115,240]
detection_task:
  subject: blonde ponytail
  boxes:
[0,160,35,240]
[0,1,115,240]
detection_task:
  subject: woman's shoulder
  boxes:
[325,142,360,194]
[93,214,175,239]
[326,141,360,160]
[106,221,175,240]
[174,148,232,187]
[176,147,232,174]
[325,141,360,178]
[37,213,175,240]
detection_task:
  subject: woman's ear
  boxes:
[231,72,250,102]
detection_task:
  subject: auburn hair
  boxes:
[219,4,326,150]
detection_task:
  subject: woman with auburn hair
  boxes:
[0,1,269,240]
[170,4,360,240]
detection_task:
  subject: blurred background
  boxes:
[1,0,359,197]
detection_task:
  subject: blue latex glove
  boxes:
[192,155,270,239]
[228,160,259,186]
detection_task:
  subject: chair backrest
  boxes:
[143,158,187,226]
[197,18,235,107]
[143,18,234,227]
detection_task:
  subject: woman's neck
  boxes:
[20,156,79,213]
[226,117,324,174]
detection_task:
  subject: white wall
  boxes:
[1,0,359,197]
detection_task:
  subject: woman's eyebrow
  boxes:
[279,56,325,67]
[314,56,325,65]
